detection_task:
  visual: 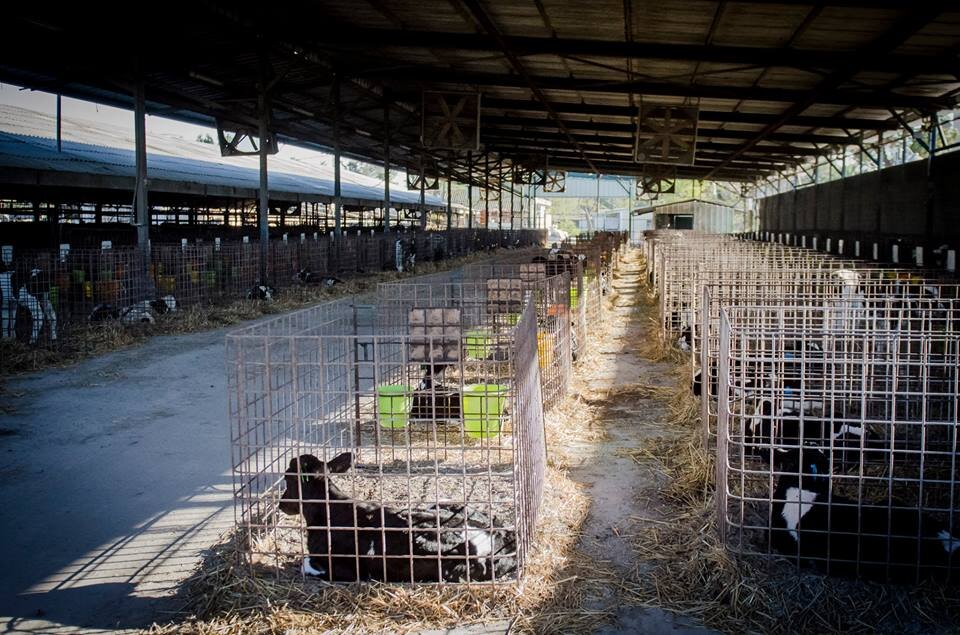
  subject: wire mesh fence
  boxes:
[698,270,960,441]
[378,270,572,409]
[0,229,545,358]
[717,304,960,583]
[227,294,545,584]
[642,231,960,585]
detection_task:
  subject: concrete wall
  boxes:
[758,151,960,247]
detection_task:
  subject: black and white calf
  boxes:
[279,453,517,582]
[89,295,177,324]
[246,285,276,301]
[14,269,58,345]
[771,450,960,583]
[745,399,873,470]
[293,269,344,287]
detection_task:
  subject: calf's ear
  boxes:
[327,452,353,473]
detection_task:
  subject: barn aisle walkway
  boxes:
[0,327,237,633]
[562,252,717,634]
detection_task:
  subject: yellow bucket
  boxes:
[537,330,554,369]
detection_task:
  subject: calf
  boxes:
[772,450,960,583]
[279,453,516,582]
[293,269,344,287]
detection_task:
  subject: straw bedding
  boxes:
[616,256,960,634]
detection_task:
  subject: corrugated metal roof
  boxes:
[0,105,442,207]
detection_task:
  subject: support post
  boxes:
[383,91,391,233]
[446,176,452,230]
[419,161,427,230]
[334,75,342,236]
[134,80,150,263]
[56,94,62,153]
[484,156,490,229]
[467,151,474,229]
[258,89,270,282]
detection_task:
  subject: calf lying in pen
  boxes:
[771,449,960,583]
[279,453,517,583]
[745,399,876,470]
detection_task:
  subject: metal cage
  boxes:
[227,295,546,584]
[379,270,572,409]
[717,304,960,583]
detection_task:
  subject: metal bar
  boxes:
[703,7,945,179]
[56,93,62,153]
[481,99,901,130]
[446,176,452,230]
[383,89,391,233]
[467,151,474,229]
[134,80,150,262]
[258,89,269,282]
[334,75,343,236]
[304,27,960,76]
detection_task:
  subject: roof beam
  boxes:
[314,28,960,77]
[483,118,859,144]
[376,69,950,109]
[704,6,946,179]
[449,0,600,173]
[481,98,899,130]
[482,130,845,151]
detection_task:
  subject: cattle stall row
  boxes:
[227,232,627,585]
[0,228,543,353]
[645,230,960,584]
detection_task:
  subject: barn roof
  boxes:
[2,2,958,185]
[0,106,443,208]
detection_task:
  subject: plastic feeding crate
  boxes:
[227,295,546,585]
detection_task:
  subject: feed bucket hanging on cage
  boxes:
[537,330,554,369]
[377,384,412,429]
[463,383,507,438]
[465,328,494,359]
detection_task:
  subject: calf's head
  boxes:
[279,452,353,517]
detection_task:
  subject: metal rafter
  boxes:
[449,0,600,173]
[703,6,946,179]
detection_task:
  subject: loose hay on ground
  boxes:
[620,265,960,634]
[148,466,601,635]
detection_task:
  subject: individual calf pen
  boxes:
[717,304,960,584]
[227,295,546,584]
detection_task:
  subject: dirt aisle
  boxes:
[561,253,716,634]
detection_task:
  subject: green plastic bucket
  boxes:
[462,384,507,438]
[377,384,412,429]
[465,329,494,359]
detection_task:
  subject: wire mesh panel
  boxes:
[227,295,546,584]
[378,274,571,409]
[697,270,960,441]
[0,246,154,349]
[717,304,960,583]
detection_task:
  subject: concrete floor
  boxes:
[0,328,237,633]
